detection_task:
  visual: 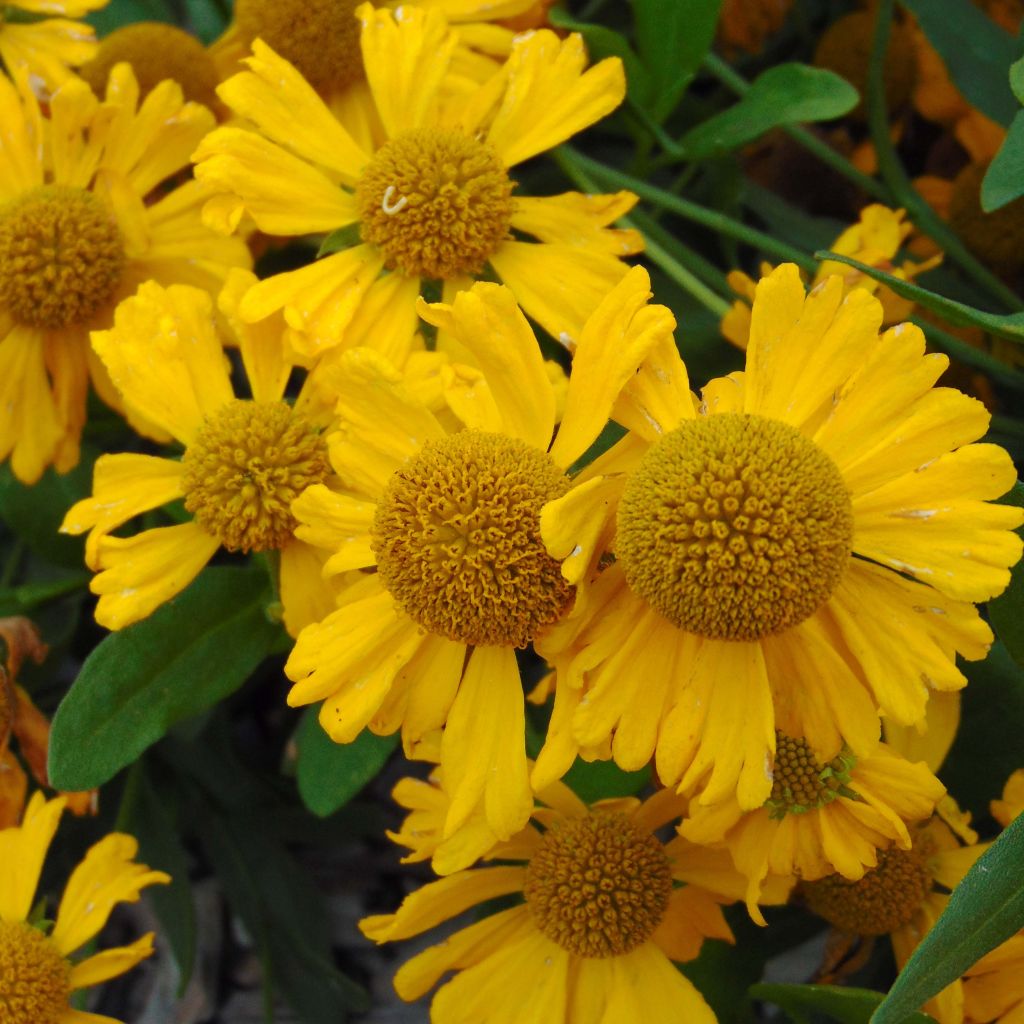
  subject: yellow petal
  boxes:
[0,20,96,95]
[90,281,234,447]
[611,331,694,443]
[541,473,625,585]
[883,691,961,773]
[60,454,184,570]
[485,32,625,167]
[441,646,533,842]
[51,833,169,956]
[292,485,377,575]
[550,265,675,468]
[358,3,456,137]
[419,283,554,450]
[49,77,100,189]
[0,73,43,199]
[0,792,63,922]
[278,540,342,639]
[68,933,155,989]
[91,522,220,631]
[599,942,717,1021]
[217,39,368,182]
[652,887,732,963]
[509,191,643,255]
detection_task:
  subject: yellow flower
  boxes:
[680,738,944,924]
[60,274,338,635]
[0,0,107,95]
[722,205,940,350]
[193,4,637,362]
[535,263,1023,813]
[802,808,986,1024]
[0,65,250,485]
[964,933,1024,1024]
[284,269,674,843]
[0,792,169,1024]
[361,781,789,1022]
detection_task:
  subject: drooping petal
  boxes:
[68,934,156,989]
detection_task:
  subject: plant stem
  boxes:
[557,146,818,272]
[701,53,895,204]
[866,0,1024,311]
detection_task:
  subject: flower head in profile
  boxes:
[535,263,1022,814]
[60,274,336,636]
[361,774,790,1022]
[284,269,674,844]
[0,792,169,1024]
[0,65,250,484]
[0,0,108,95]
[193,4,638,363]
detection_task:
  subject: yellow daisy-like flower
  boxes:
[534,263,1023,812]
[193,4,637,362]
[680,736,944,923]
[60,274,336,635]
[0,65,250,484]
[361,780,790,1022]
[0,792,169,1024]
[722,204,940,350]
[0,0,107,95]
[802,809,987,1024]
[284,269,674,843]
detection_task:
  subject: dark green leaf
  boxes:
[982,110,1024,212]
[194,802,369,1022]
[547,9,652,106]
[87,0,174,34]
[755,983,935,1024]
[118,763,196,992]
[633,0,722,121]
[0,447,96,568]
[1012,56,1024,105]
[899,0,1019,128]
[296,709,397,818]
[316,223,363,258]
[814,250,1024,343]
[49,567,280,790]
[871,814,1024,1023]
[680,64,858,159]
[988,483,1024,667]
[185,0,228,43]
[562,757,650,803]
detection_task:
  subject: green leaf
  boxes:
[871,814,1024,1023]
[184,0,228,43]
[87,0,174,34]
[48,567,280,790]
[316,223,363,258]
[562,757,650,804]
[899,0,1019,128]
[633,0,722,121]
[680,64,858,159]
[547,9,652,106]
[814,250,1024,343]
[754,983,935,1024]
[1012,55,1024,105]
[982,110,1024,211]
[296,709,398,818]
[988,483,1024,667]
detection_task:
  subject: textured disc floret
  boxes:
[356,129,515,280]
[0,920,71,1024]
[372,432,572,648]
[234,0,365,93]
[616,413,854,641]
[801,847,933,935]
[182,400,330,552]
[523,812,673,958]
[765,731,857,820]
[0,186,125,330]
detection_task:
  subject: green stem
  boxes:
[554,149,733,316]
[557,146,818,272]
[866,0,1024,312]
[702,53,895,204]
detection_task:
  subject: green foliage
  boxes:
[49,566,282,790]
[871,814,1024,1023]
[561,756,650,803]
[898,0,1021,127]
[679,64,859,159]
[982,111,1024,212]
[754,983,935,1024]
[296,709,398,818]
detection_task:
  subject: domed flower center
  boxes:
[0,186,125,331]
[372,432,572,648]
[234,0,367,93]
[79,22,220,106]
[615,413,854,641]
[523,812,673,958]
[765,731,857,820]
[801,847,933,935]
[0,920,71,1024]
[182,399,330,552]
[356,128,515,280]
